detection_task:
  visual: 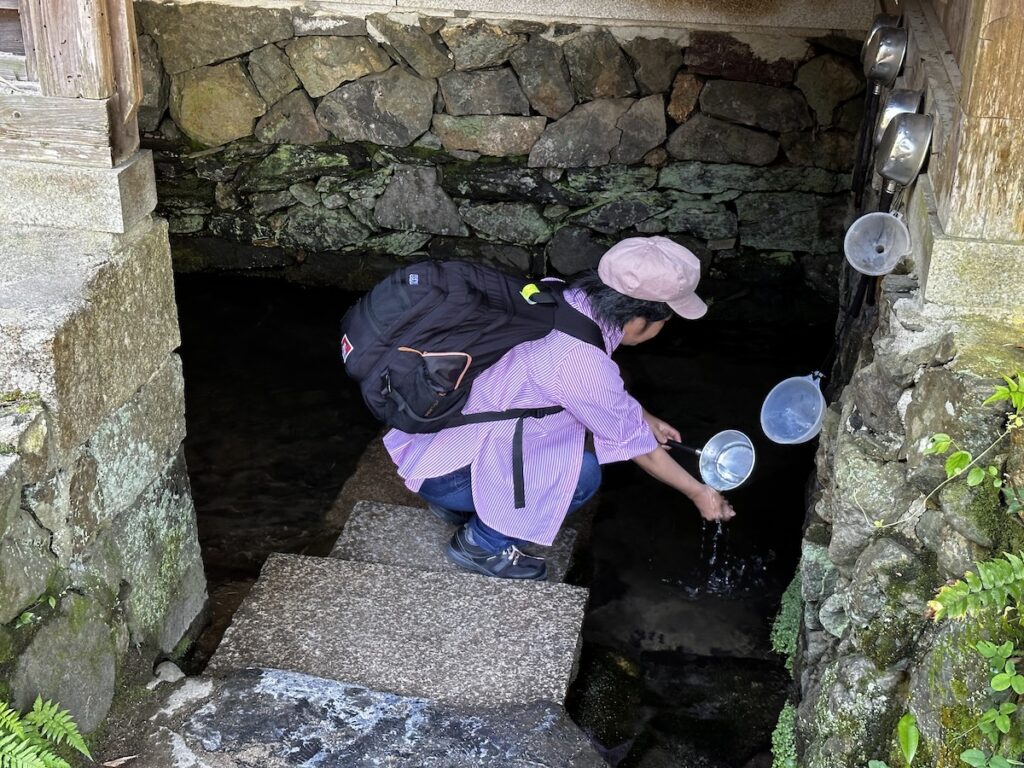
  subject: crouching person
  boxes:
[383,237,736,580]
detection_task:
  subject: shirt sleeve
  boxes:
[551,341,659,464]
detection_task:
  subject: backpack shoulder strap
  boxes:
[549,288,605,350]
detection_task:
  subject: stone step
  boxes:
[208,553,588,707]
[138,667,605,767]
[331,500,578,582]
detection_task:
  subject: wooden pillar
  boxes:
[3,0,141,165]
[932,0,1024,240]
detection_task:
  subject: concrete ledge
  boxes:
[160,0,871,33]
[331,500,578,582]
[0,217,181,461]
[909,175,1024,325]
[0,151,157,234]
[209,553,589,707]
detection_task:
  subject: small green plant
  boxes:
[927,552,1024,621]
[770,573,801,674]
[771,701,797,768]
[0,695,91,767]
[958,749,1023,768]
[923,371,1024,504]
[866,712,920,768]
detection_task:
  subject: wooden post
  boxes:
[19,0,114,99]
[933,0,1024,240]
[7,0,140,165]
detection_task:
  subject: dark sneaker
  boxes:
[426,502,472,526]
[446,526,547,581]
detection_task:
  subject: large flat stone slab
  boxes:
[0,217,181,460]
[331,500,578,582]
[208,554,588,707]
[387,0,871,32]
[0,151,156,233]
[139,668,605,767]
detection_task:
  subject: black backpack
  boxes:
[340,260,604,507]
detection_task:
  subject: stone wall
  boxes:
[135,1,863,293]
[787,1,1024,764]
[0,217,207,733]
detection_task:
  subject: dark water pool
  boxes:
[174,271,833,765]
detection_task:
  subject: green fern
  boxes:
[0,704,26,740]
[0,697,89,768]
[23,699,88,759]
[928,551,1024,621]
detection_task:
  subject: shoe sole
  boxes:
[446,544,547,581]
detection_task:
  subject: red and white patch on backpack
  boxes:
[340,334,354,363]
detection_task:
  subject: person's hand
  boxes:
[691,484,736,522]
[643,410,681,446]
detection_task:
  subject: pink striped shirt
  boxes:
[383,288,658,545]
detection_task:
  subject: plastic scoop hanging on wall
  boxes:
[760,373,827,445]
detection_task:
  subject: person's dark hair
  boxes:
[570,270,672,331]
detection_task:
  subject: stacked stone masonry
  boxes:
[0,218,207,732]
[136,1,863,291]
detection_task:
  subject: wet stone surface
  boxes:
[141,668,606,767]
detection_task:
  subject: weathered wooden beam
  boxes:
[928,0,976,68]
[0,52,27,82]
[928,0,1024,240]
[958,0,1024,118]
[935,110,1024,240]
[0,9,23,55]
[0,93,138,166]
[19,0,114,98]
[105,0,142,164]
[15,0,34,79]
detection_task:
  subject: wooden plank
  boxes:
[16,0,34,79]
[104,0,141,164]
[0,1,19,9]
[0,92,117,165]
[959,0,1024,118]
[20,0,114,98]
[929,0,977,67]
[0,52,28,82]
[0,9,23,55]
[938,111,1024,241]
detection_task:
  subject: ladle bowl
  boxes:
[861,13,902,62]
[874,88,923,146]
[863,26,908,89]
[667,430,755,492]
[876,112,934,186]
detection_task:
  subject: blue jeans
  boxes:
[418,451,601,553]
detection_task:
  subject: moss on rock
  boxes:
[771,701,798,768]
[771,571,802,673]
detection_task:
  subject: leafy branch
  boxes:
[923,372,1024,506]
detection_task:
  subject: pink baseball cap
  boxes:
[598,236,708,319]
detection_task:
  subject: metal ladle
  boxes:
[852,25,908,207]
[875,111,935,212]
[667,430,756,492]
[874,88,924,146]
[861,12,902,62]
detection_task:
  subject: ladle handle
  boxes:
[666,438,701,457]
